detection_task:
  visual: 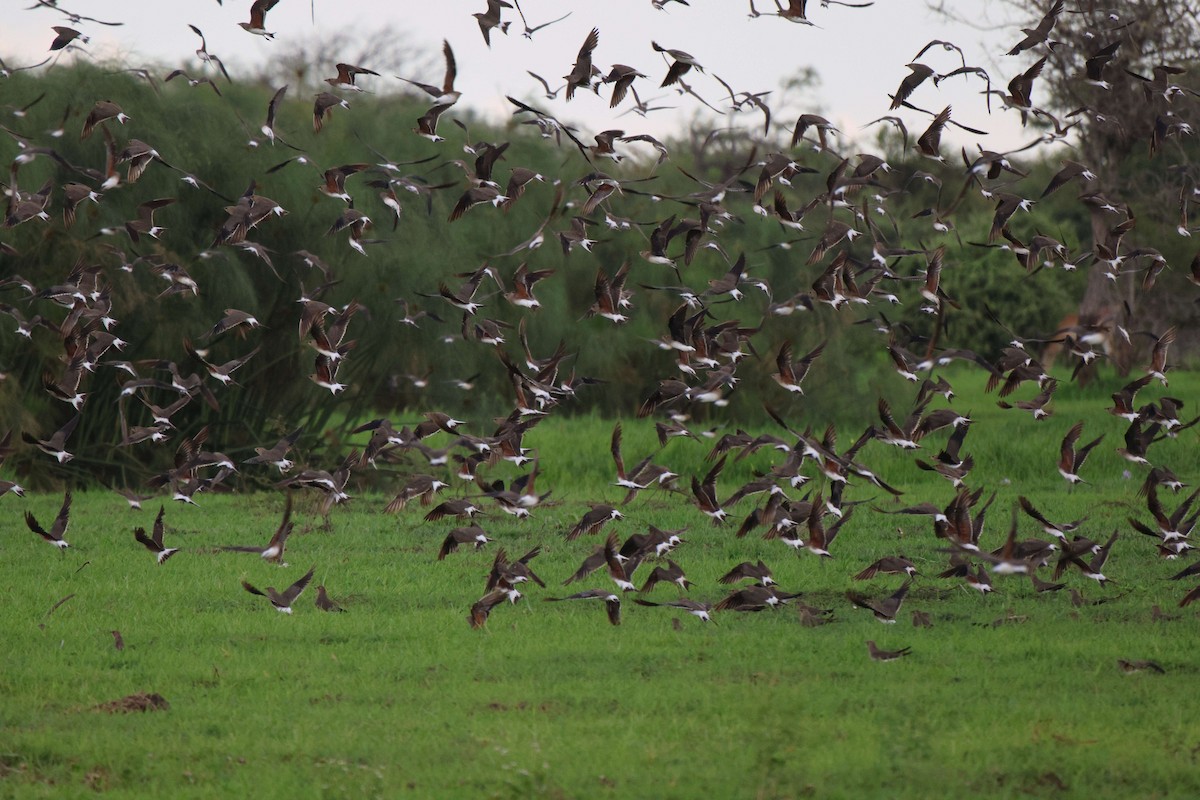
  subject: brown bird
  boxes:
[567,504,622,540]
[110,630,125,651]
[544,589,621,626]
[397,40,461,105]
[772,340,826,394]
[25,490,72,550]
[242,565,316,613]
[1002,57,1046,124]
[325,63,379,92]
[244,428,303,473]
[867,640,912,661]
[914,105,951,161]
[133,505,179,564]
[260,85,288,144]
[846,580,912,623]
[239,0,280,38]
[313,93,350,133]
[1005,0,1063,56]
[165,69,222,95]
[691,457,728,525]
[854,556,918,581]
[565,28,600,101]
[315,585,345,612]
[469,587,518,628]
[1143,327,1176,386]
[633,597,711,622]
[414,103,453,142]
[438,526,491,560]
[81,100,129,139]
[61,182,101,228]
[639,560,691,594]
[1179,584,1200,608]
[49,26,88,51]
[714,585,801,612]
[425,498,482,522]
[220,494,294,564]
[890,63,935,109]
[652,41,703,88]
[719,560,775,586]
[23,413,82,463]
[603,64,646,108]
[564,533,620,586]
[124,198,175,243]
[474,0,514,47]
[486,547,546,593]
[1058,421,1103,486]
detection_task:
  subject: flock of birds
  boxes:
[3,0,1200,662]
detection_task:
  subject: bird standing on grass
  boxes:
[867,641,912,661]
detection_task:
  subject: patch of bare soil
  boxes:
[92,692,170,714]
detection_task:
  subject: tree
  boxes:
[931,0,1200,372]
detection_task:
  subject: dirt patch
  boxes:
[93,692,170,714]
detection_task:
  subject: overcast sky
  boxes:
[2,0,1033,152]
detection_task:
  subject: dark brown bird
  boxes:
[220,494,295,563]
[564,28,600,101]
[719,560,775,586]
[397,40,461,105]
[633,597,711,622]
[315,585,345,612]
[313,93,350,133]
[325,63,379,92]
[239,0,280,37]
[639,560,691,594]
[867,640,912,661]
[49,26,88,51]
[544,589,621,626]
[890,63,935,109]
[469,587,518,628]
[651,41,702,88]
[772,340,826,394]
[134,505,179,564]
[846,580,912,623]
[242,565,316,614]
[81,100,129,140]
[567,504,623,540]
[914,105,951,161]
[604,64,646,108]
[1005,0,1063,56]
[474,0,514,47]
[854,556,917,581]
[25,490,72,550]
[438,526,491,560]
[1058,421,1103,486]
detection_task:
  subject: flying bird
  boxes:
[239,0,281,38]
[242,565,317,613]
[474,0,514,47]
[1058,421,1103,486]
[565,28,600,101]
[25,490,72,550]
[134,505,180,564]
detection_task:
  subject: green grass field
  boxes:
[4,368,1200,799]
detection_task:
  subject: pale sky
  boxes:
[2,0,1031,152]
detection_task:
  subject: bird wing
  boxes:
[282,566,317,604]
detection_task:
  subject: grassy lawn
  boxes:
[3,368,1200,799]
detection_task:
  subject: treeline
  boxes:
[0,63,1187,486]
